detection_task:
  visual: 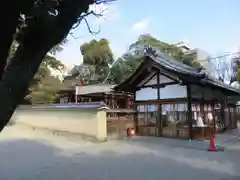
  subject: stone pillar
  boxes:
[96,110,107,141]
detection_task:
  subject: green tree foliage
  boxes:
[9,42,65,104]
[129,34,202,68]
[234,56,240,84]
[81,38,114,66]
[26,75,63,104]
[80,38,114,83]
[0,0,114,131]
[229,55,240,85]
[26,55,64,104]
[108,34,202,84]
[107,56,142,84]
[74,34,203,85]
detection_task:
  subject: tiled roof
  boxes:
[62,74,86,89]
[115,47,240,95]
[20,102,109,110]
[148,50,204,77]
[146,50,240,94]
[61,74,79,89]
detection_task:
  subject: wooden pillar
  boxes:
[211,101,216,134]
[133,92,138,134]
[227,103,231,130]
[75,86,78,104]
[220,100,225,128]
[234,105,237,129]
[67,93,71,103]
[157,104,162,136]
[111,93,115,108]
[187,84,193,139]
[133,93,137,109]
[104,93,108,105]
[157,71,160,100]
[75,94,78,103]
[127,94,132,108]
[156,70,162,136]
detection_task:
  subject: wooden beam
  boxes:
[141,81,179,89]
[151,62,186,80]
[138,69,179,88]
[127,57,150,85]
[135,98,187,104]
[105,92,134,96]
[140,72,157,87]
[159,71,179,82]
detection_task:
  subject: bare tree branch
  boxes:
[82,17,100,35]
[95,0,116,4]
[72,9,103,29]
[72,9,105,37]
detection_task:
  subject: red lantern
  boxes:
[127,128,136,136]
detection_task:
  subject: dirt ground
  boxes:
[0,124,240,180]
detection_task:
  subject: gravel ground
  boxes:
[0,124,240,180]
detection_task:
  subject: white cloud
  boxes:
[131,18,150,34]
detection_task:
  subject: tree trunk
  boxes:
[0,0,97,131]
[0,41,52,131]
[0,2,21,79]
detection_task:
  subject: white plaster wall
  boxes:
[137,73,176,87]
[159,74,174,84]
[11,108,107,141]
[144,74,174,86]
[144,74,157,86]
[160,84,187,99]
[136,72,185,101]
[135,88,158,100]
[135,84,187,100]
[137,72,156,87]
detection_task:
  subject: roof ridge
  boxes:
[144,46,204,76]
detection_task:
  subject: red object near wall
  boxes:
[127,128,136,136]
[127,95,133,108]
[79,76,85,86]
[208,135,217,151]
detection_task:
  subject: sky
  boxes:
[55,0,240,69]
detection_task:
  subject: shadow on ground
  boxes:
[0,139,239,180]
[120,136,240,154]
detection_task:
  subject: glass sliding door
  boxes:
[147,104,157,126]
[160,103,188,138]
[136,104,158,136]
[137,104,145,126]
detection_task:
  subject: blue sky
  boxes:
[55,0,240,67]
